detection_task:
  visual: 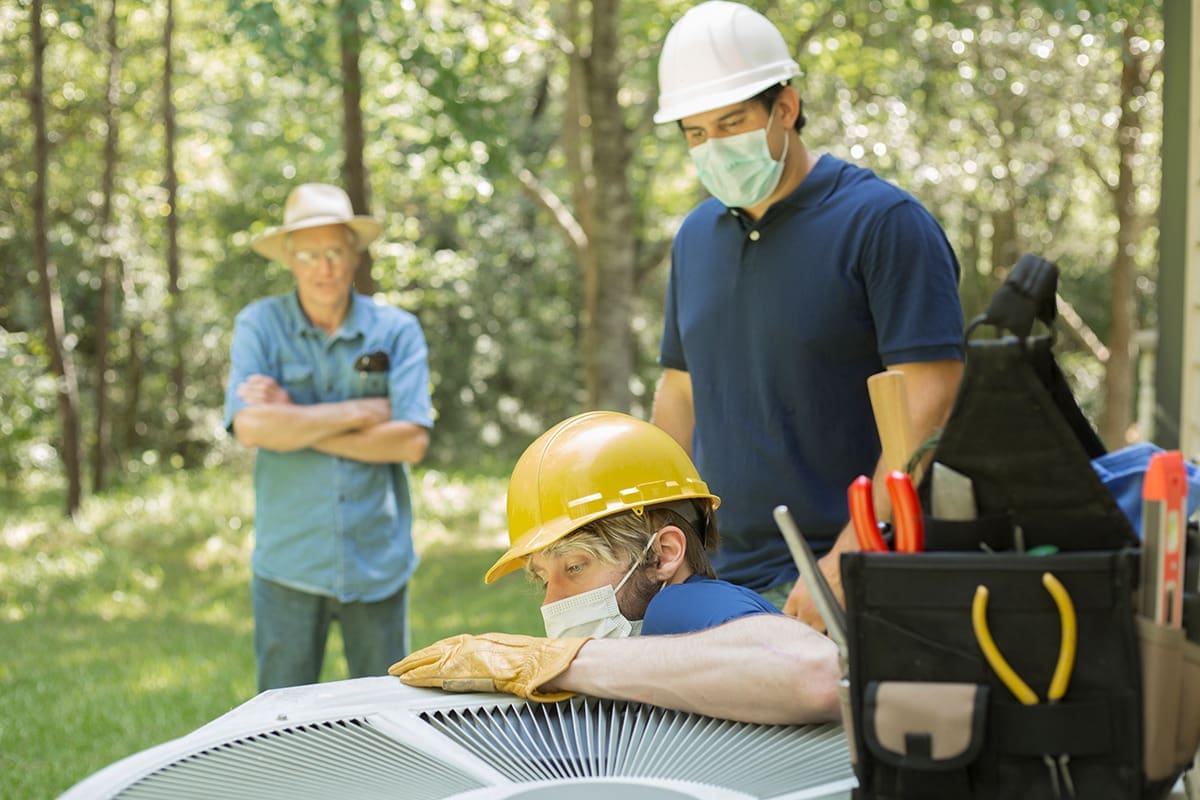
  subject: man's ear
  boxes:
[650,526,688,581]
[777,85,801,129]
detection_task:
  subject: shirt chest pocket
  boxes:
[281,362,316,405]
[356,372,389,399]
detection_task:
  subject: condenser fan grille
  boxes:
[61,677,855,800]
[112,717,486,800]
[421,697,850,797]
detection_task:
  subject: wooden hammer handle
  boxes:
[867,370,917,474]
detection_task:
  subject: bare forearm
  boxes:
[548,615,841,725]
[888,359,963,476]
[233,400,386,452]
[815,360,963,590]
[815,359,964,594]
[313,421,430,464]
[650,369,695,456]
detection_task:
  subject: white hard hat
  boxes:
[654,1,801,124]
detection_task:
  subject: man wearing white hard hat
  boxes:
[649,2,964,624]
[223,183,434,691]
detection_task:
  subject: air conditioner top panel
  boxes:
[60,676,856,800]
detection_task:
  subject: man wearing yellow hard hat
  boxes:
[648,2,964,623]
[390,412,840,725]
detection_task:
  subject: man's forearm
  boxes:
[809,359,964,604]
[233,399,387,452]
[547,615,841,725]
[650,369,695,456]
[313,420,430,464]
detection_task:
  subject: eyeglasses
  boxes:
[290,246,353,268]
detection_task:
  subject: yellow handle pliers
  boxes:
[972,571,1078,798]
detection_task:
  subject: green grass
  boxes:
[0,466,543,799]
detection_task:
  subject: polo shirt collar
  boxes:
[769,153,839,213]
[725,154,839,228]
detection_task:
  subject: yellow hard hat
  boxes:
[484,411,720,583]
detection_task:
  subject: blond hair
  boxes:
[526,500,718,580]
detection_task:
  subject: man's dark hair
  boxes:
[755,82,806,133]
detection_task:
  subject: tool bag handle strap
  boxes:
[966,253,1058,340]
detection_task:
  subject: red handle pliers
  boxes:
[848,470,925,553]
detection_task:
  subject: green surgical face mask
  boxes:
[690,106,788,209]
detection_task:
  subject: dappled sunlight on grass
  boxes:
[1,613,258,798]
[1,545,105,621]
[1,520,45,548]
[411,468,510,551]
[188,531,255,573]
[1,470,257,626]
[2,465,544,797]
[410,542,544,645]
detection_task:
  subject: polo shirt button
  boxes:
[749,230,761,241]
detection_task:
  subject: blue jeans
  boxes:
[757,578,797,612]
[252,575,410,692]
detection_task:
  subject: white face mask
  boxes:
[689,105,788,209]
[541,533,656,639]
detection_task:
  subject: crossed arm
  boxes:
[232,374,429,464]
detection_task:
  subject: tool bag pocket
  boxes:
[860,680,988,795]
[843,549,1146,800]
[1137,616,1200,788]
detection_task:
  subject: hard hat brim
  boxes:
[654,65,800,124]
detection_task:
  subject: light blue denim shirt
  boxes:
[224,291,434,602]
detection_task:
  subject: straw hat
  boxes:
[250,183,383,262]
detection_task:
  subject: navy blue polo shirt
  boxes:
[641,575,780,636]
[660,155,963,591]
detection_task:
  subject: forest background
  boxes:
[0,0,1168,796]
[1,0,1166,508]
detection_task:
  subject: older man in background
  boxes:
[224,183,434,691]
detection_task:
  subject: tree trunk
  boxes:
[1100,26,1146,449]
[163,0,185,461]
[340,0,375,294]
[583,0,634,412]
[121,319,144,457]
[30,0,84,516]
[533,0,637,412]
[93,0,120,492]
[990,204,1021,278]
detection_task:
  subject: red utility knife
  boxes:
[1141,450,1187,627]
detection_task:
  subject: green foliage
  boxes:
[0,0,1166,489]
[0,465,538,799]
[0,329,58,487]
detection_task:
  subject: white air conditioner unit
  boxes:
[60,676,857,800]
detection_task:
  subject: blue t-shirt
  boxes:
[223,290,434,602]
[641,575,780,636]
[660,155,964,591]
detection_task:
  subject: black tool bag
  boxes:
[840,255,1200,800]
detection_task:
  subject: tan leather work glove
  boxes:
[388,632,589,702]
